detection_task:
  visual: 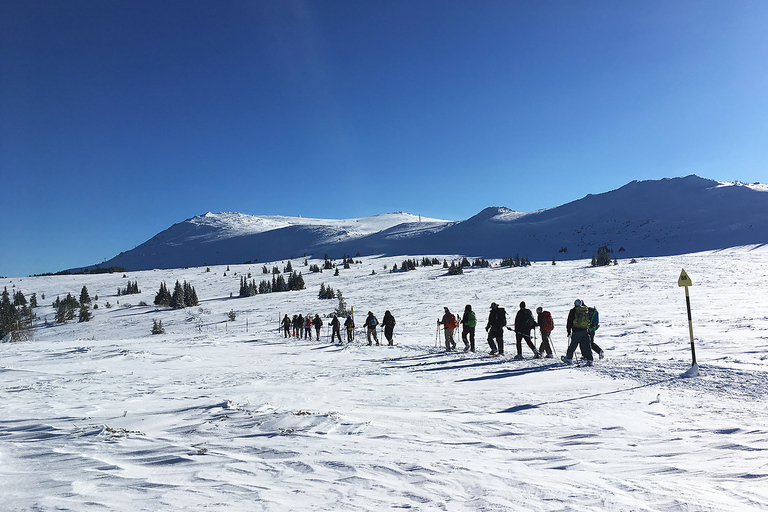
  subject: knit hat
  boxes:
[536,307,543,314]
[574,299,582,307]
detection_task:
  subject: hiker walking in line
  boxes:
[291,315,300,337]
[304,315,313,340]
[513,301,540,359]
[365,311,379,345]
[344,315,355,342]
[536,306,555,358]
[313,314,323,340]
[282,314,291,338]
[382,310,396,346]
[296,314,305,339]
[581,300,604,359]
[562,299,594,365]
[485,302,507,355]
[438,307,458,351]
[461,304,477,352]
[330,314,342,343]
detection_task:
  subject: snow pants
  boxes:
[538,330,553,356]
[444,328,456,351]
[384,325,395,345]
[565,329,592,361]
[367,327,378,345]
[515,330,537,356]
[462,327,475,352]
[487,327,504,355]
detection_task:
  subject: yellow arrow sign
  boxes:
[678,269,692,287]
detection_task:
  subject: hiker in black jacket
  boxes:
[513,301,540,359]
[330,314,342,343]
[382,310,396,345]
[485,302,507,355]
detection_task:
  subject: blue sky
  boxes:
[2,0,767,277]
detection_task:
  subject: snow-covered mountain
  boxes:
[75,175,768,272]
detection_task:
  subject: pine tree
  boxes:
[152,319,165,335]
[170,281,186,309]
[78,303,92,322]
[80,286,91,304]
[1,287,20,339]
[55,302,67,324]
[30,293,38,308]
[154,282,172,306]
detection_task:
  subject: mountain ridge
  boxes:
[71,175,768,272]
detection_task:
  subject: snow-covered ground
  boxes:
[2,246,767,511]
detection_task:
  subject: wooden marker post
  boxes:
[678,269,699,377]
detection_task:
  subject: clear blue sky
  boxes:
[2,0,767,277]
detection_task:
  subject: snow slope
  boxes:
[68,175,768,274]
[3,246,768,511]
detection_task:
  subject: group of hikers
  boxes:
[438,300,602,365]
[280,310,398,346]
[280,299,602,365]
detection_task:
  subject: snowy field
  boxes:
[2,246,768,511]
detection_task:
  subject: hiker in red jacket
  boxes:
[536,306,555,358]
[438,307,458,351]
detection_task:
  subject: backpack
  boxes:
[524,310,536,329]
[464,311,477,328]
[573,306,591,330]
[445,314,457,329]
[588,307,599,332]
[496,308,507,328]
[367,316,377,328]
[540,311,554,332]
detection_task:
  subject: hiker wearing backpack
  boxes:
[344,315,355,342]
[438,307,458,351]
[581,301,604,359]
[513,301,540,359]
[282,314,291,338]
[485,302,507,355]
[460,304,477,352]
[330,314,342,343]
[313,314,323,340]
[536,307,555,358]
[382,310,396,345]
[304,315,313,340]
[562,299,594,365]
[365,311,379,345]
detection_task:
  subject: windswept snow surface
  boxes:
[2,247,768,511]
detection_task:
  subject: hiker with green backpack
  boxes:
[561,299,594,366]
[460,304,477,352]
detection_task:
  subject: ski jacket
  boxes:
[515,308,537,333]
[313,316,323,328]
[282,317,291,328]
[382,313,396,328]
[305,318,312,328]
[344,317,354,330]
[462,311,477,328]
[330,317,340,329]
[441,312,457,329]
[486,307,507,330]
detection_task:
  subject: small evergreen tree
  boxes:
[80,286,91,304]
[170,281,186,309]
[152,319,165,334]
[78,303,92,322]
[154,282,172,306]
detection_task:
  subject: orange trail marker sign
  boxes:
[678,269,699,377]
